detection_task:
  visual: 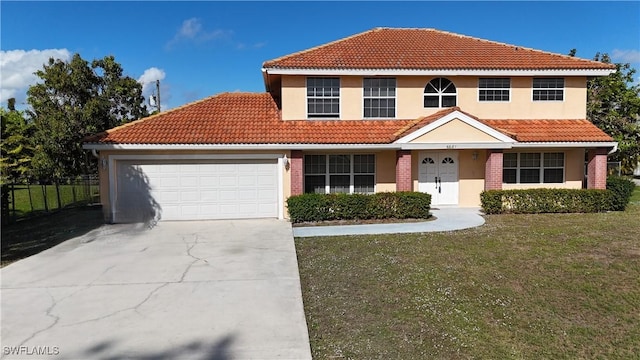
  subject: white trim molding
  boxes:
[394,110,516,144]
[262,67,615,77]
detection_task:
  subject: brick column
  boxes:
[484,150,503,190]
[290,150,303,195]
[396,150,412,192]
[587,148,608,189]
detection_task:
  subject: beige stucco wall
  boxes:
[458,149,487,206]
[376,151,397,192]
[96,149,291,222]
[410,118,502,143]
[281,75,587,120]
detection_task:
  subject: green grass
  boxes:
[5,183,99,219]
[296,187,640,359]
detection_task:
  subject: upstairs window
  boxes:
[479,78,510,101]
[307,77,340,118]
[424,78,457,108]
[533,78,564,101]
[363,78,396,118]
[503,152,565,184]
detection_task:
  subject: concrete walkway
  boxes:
[1,220,312,360]
[292,207,485,237]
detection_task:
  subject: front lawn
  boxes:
[295,189,640,358]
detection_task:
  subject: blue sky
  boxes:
[2,1,639,111]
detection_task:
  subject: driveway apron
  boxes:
[1,219,312,360]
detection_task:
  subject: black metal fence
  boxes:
[1,176,100,225]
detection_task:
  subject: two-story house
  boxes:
[84,28,617,223]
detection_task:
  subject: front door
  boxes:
[418,152,459,205]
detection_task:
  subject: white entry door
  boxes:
[418,152,459,205]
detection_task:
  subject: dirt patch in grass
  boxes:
[295,201,640,359]
[1,206,105,267]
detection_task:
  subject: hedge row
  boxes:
[606,176,636,211]
[480,189,613,214]
[286,192,431,223]
[481,177,636,214]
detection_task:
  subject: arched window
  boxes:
[424,78,457,108]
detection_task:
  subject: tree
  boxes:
[587,53,640,173]
[1,99,35,183]
[27,54,148,180]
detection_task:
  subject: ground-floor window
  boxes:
[304,154,375,194]
[503,152,564,184]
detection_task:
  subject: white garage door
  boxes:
[114,159,278,222]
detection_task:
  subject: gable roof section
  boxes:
[263,28,615,72]
[85,93,614,146]
[394,108,515,143]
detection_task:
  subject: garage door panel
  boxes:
[115,159,278,222]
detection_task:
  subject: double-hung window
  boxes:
[533,78,564,101]
[479,78,510,101]
[363,78,396,118]
[307,77,340,118]
[304,154,375,194]
[503,152,565,184]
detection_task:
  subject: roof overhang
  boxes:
[262,67,615,77]
[83,141,618,152]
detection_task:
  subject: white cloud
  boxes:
[165,18,232,50]
[0,49,71,106]
[137,67,168,111]
[611,49,640,63]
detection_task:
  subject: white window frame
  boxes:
[424,77,457,108]
[532,78,564,102]
[503,152,565,184]
[478,78,511,102]
[306,77,340,119]
[363,78,396,119]
[303,154,376,194]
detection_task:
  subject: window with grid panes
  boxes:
[533,78,564,101]
[424,78,457,108]
[363,78,396,118]
[503,152,565,184]
[303,154,375,194]
[307,77,340,118]
[479,78,510,101]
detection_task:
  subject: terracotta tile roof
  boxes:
[482,119,614,142]
[86,93,614,145]
[263,28,615,71]
[86,92,414,144]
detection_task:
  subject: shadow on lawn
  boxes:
[1,205,105,267]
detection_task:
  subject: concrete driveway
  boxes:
[1,220,312,360]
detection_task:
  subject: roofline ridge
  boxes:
[262,28,380,67]
[263,27,614,70]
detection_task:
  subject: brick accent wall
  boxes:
[484,150,503,190]
[396,150,412,191]
[587,148,608,189]
[290,150,303,195]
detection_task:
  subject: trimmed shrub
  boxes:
[606,176,636,211]
[287,192,431,223]
[480,188,613,214]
